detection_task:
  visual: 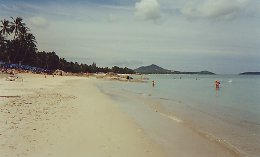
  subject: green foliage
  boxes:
[0,17,135,74]
[0,17,37,64]
[112,66,134,74]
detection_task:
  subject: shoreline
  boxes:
[97,80,242,157]
[0,73,246,157]
[0,73,165,157]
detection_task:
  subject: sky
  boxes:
[0,0,259,74]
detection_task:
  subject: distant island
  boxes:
[134,64,215,75]
[171,70,215,75]
[240,72,260,75]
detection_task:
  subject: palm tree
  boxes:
[10,17,26,39]
[0,33,3,41]
[9,18,31,63]
[0,33,5,46]
[0,21,8,62]
[21,33,37,64]
[0,33,5,59]
[0,33,11,63]
[18,26,29,37]
[0,19,11,37]
[0,19,11,41]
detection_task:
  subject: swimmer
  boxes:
[152,80,155,87]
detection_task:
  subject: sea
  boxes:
[97,74,260,157]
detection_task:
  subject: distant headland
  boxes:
[134,64,215,75]
[239,72,260,75]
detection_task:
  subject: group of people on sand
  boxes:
[4,69,17,81]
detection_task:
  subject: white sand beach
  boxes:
[0,74,165,157]
[0,74,238,157]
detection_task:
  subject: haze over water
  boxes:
[100,74,260,157]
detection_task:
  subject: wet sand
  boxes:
[98,84,240,157]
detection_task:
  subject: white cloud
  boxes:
[135,0,161,22]
[181,0,251,20]
[29,16,49,28]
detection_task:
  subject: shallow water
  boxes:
[98,74,260,157]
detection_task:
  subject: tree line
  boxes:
[0,17,134,74]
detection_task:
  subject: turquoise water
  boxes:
[98,74,260,157]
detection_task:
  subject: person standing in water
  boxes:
[152,80,155,87]
[215,80,220,89]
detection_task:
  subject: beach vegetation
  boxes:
[0,17,135,74]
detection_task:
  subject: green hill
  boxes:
[134,64,171,74]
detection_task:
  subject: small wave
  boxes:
[196,130,244,157]
[141,93,152,97]
[159,113,183,123]
[158,110,245,156]
[159,97,169,100]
